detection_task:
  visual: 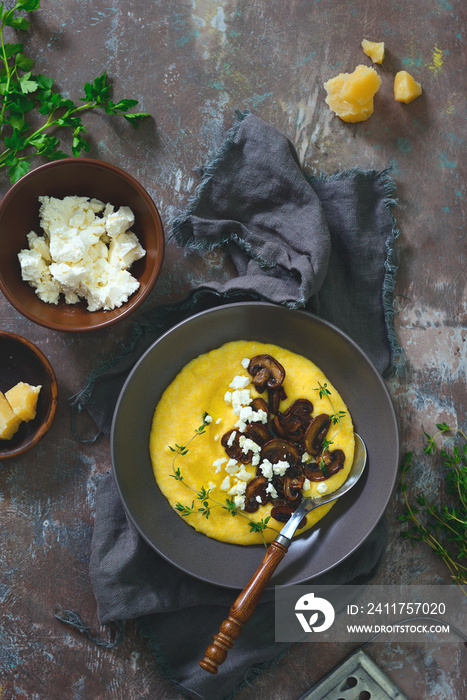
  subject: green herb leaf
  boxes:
[3,42,23,59]
[122,111,151,127]
[8,157,30,182]
[0,6,150,182]
[249,516,271,533]
[175,501,195,517]
[15,52,33,71]
[18,71,37,94]
[399,425,467,594]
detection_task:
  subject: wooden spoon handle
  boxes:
[199,541,287,674]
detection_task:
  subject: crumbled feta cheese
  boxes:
[224,391,232,404]
[234,494,246,510]
[266,482,278,499]
[302,452,312,463]
[252,453,260,466]
[236,405,268,425]
[105,205,135,237]
[229,375,250,390]
[255,495,263,503]
[303,478,311,491]
[215,418,222,424]
[239,406,255,423]
[227,431,237,447]
[317,482,329,494]
[236,467,252,482]
[27,230,51,262]
[214,434,219,441]
[35,275,61,304]
[260,459,273,480]
[204,414,213,424]
[225,462,240,475]
[18,195,145,311]
[231,388,252,415]
[212,457,227,472]
[108,231,145,270]
[89,198,105,213]
[273,460,290,477]
[241,358,250,369]
[18,249,48,282]
[228,480,247,496]
[208,482,216,491]
[238,435,261,454]
[234,419,247,433]
[220,476,231,491]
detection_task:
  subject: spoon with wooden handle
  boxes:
[199,433,367,674]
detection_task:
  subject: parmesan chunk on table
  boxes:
[394,70,423,103]
[361,39,385,64]
[324,64,381,122]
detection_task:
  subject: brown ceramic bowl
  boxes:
[0,158,165,331]
[0,331,58,460]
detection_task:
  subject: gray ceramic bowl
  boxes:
[112,302,399,589]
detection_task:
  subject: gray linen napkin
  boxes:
[68,112,400,700]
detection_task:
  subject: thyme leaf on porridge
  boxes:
[398,424,467,596]
[248,516,271,534]
[169,414,278,543]
[314,381,346,448]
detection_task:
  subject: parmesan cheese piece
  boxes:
[0,391,22,440]
[5,382,41,422]
[324,64,381,123]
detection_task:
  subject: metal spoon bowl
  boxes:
[275,432,367,547]
[200,433,368,674]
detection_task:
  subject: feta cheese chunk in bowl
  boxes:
[0,158,165,331]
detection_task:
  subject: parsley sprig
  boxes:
[0,1,149,182]
[169,413,275,543]
[399,424,467,596]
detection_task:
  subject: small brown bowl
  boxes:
[0,158,165,331]
[0,331,58,460]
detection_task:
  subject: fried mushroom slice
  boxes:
[221,429,253,464]
[286,398,314,423]
[261,437,300,466]
[270,501,307,529]
[244,422,272,446]
[248,355,285,393]
[268,386,287,414]
[303,449,345,481]
[243,476,270,513]
[250,397,270,418]
[303,413,331,455]
[273,412,302,440]
[322,449,346,477]
[283,474,305,503]
[274,399,314,441]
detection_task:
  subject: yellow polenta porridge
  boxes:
[150,341,354,545]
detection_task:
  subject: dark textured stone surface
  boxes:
[1,1,465,698]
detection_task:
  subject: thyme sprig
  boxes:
[0,1,149,182]
[315,381,347,473]
[169,414,275,543]
[399,423,467,596]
